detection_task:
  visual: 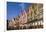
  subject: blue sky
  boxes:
[7,2,32,20]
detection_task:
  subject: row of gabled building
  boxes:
[7,4,43,30]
